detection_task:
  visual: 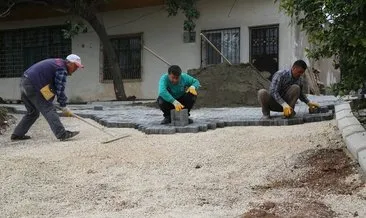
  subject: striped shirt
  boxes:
[269,69,309,105]
[54,69,68,107]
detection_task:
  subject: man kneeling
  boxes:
[158,65,200,124]
[258,60,319,118]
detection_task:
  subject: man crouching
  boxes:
[157,65,200,124]
[258,60,319,118]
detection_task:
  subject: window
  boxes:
[103,34,142,80]
[201,28,240,66]
[0,25,71,78]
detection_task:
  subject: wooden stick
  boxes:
[200,33,232,65]
[143,45,172,66]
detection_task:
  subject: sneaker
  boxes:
[59,131,79,141]
[160,117,171,125]
[188,118,194,124]
[11,134,31,141]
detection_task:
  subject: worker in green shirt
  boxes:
[158,65,200,124]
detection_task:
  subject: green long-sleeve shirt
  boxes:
[158,73,200,103]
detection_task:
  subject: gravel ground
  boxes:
[0,115,365,218]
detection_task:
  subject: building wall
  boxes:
[0,0,337,101]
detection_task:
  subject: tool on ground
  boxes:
[56,106,130,144]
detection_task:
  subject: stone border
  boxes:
[335,103,366,173]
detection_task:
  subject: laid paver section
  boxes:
[1,95,341,135]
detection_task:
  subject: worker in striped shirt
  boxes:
[258,60,319,118]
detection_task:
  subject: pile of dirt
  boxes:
[242,200,336,218]
[188,63,270,108]
[254,148,361,195]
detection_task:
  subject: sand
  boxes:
[0,116,365,217]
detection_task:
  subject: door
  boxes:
[250,25,279,78]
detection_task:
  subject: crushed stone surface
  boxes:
[0,116,365,217]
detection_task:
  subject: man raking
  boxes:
[11,54,83,141]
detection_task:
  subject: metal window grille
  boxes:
[0,25,71,78]
[201,28,240,66]
[103,34,142,80]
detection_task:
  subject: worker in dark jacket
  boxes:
[258,60,320,118]
[158,65,200,124]
[11,54,83,141]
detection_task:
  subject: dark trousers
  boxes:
[12,77,66,139]
[158,93,197,118]
[257,85,301,116]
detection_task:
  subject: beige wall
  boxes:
[0,0,338,101]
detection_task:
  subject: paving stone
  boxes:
[337,116,361,131]
[94,105,103,111]
[171,109,189,126]
[335,103,351,113]
[198,125,208,132]
[345,132,366,159]
[336,109,353,120]
[175,126,199,133]
[216,122,225,128]
[207,123,217,130]
[358,150,366,173]
[342,125,366,139]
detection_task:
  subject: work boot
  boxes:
[160,117,171,125]
[11,134,31,141]
[59,131,80,141]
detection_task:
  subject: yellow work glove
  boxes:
[61,107,74,117]
[173,100,185,112]
[307,102,320,109]
[282,103,293,118]
[186,86,197,96]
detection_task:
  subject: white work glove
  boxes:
[172,100,185,111]
[61,107,74,117]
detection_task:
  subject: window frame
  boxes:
[200,27,241,67]
[100,33,143,83]
[0,25,71,78]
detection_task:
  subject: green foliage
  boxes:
[277,0,366,93]
[165,0,200,32]
[62,20,88,39]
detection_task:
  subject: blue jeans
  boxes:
[12,77,66,139]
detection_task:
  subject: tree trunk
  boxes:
[84,13,127,100]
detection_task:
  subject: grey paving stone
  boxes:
[335,103,351,113]
[345,132,366,159]
[171,109,189,126]
[207,123,217,130]
[342,125,365,139]
[94,105,103,111]
[358,150,366,173]
[337,116,361,131]
[175,126,199,133]
[336,109,353,120]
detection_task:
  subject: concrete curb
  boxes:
[335,103,366,173]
